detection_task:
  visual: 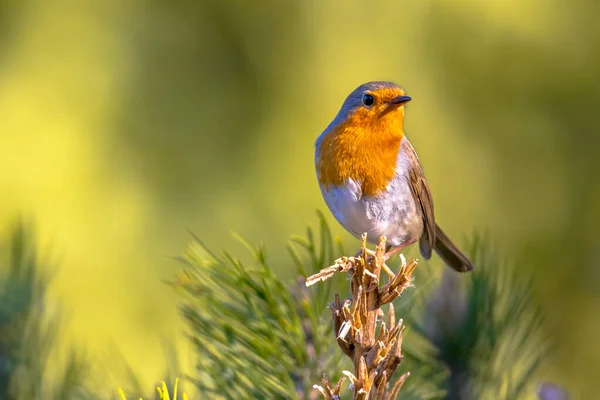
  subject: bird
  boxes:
[314,81,473,272]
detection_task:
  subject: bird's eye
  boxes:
[362,94,374,106]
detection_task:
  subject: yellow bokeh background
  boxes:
[1,0,598,397]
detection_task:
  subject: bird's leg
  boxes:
[383,238,417,262]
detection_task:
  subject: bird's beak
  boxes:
[388,95,412,106]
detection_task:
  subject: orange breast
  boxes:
[317,110,404,197]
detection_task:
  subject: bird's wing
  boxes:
[402,139,436,258]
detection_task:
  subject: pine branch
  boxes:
[407,234,557,399]
[308,235,416,400]
[0,219,99,400]
[167,218,559,399]
[173,213,349,399]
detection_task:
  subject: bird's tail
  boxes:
[433,224,474,272]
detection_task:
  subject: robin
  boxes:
[315,81,473,272]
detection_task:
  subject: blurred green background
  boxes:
[0,0,598,397]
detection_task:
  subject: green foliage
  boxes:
[174,217,553,400]
[111,340,190,400]
[404,235,552,400]
[0,220,97,400]
[118,378,188,400]
[0,217,553,400]
[173,212,349,399]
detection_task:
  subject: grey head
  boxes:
[325,81,411,131]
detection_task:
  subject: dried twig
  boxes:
[307,234,417,400]
[312,375,347,400]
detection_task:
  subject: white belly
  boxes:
[318,166,423,247]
